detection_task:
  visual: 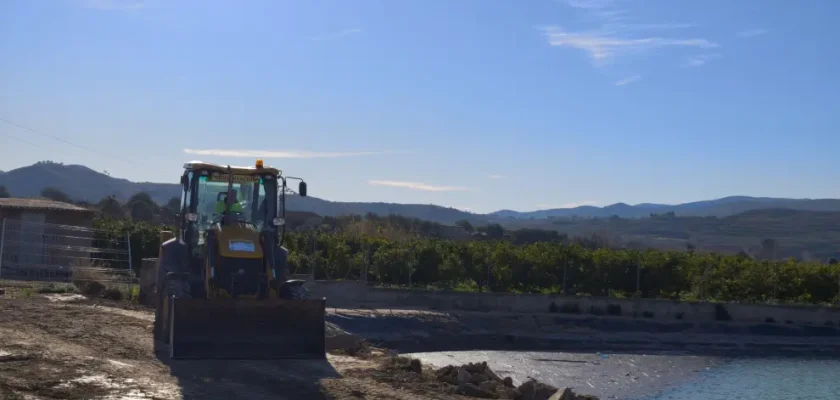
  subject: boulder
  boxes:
[457,382,497,399]
[547,388,574,400]
[457,367,473,385]
[515,379,537,400]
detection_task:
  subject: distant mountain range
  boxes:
[491,196,840,219]
[0,162,483,224]
[2,162,840,223]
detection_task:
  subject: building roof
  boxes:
[0,198,96,213]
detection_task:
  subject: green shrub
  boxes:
[102,287,123,301]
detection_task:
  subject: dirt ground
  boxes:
[0,294,496,400]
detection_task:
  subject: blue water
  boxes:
[638,358,840,400]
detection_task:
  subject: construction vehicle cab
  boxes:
[153,160,325,359]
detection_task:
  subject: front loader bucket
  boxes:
[168,297,326,359]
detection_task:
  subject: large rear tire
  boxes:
[288,283,309,300]
[280,280,309,300]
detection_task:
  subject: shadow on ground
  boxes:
[154,343,340,400]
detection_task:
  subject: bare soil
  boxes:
[0,294,488,400]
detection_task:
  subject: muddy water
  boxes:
[406,350,720,400]
[409,350,840,400]
[637,358,840,400]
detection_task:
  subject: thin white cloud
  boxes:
[488,174,506,180]
[683,53,721,67]
[80,0,145,10]
[608,23,696,31]
[184,148,391,159]
[614,75,641,86]
[539,26,719,65]
[309,28,364,41]
[368,180,472,192]
[537,200,599,209]
[737,28,768,38]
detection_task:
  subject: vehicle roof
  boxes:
[183,160,281,175]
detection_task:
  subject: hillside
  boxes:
[0,162,181,204]
[491,196,840,219]
[0,162,484,224]
[3,162,840,229]
[504,208,840,261]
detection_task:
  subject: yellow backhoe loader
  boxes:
[153,159,325,359]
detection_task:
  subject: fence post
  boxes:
[0,218,5,278]
[126,232,133,300]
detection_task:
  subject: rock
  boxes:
[498,386,517,399]
[457,382,497,399]
[503,377,515,388]
[407,358,422,373]
[457,367,473,385]
[478,380,501,392]
[325,333,364,351]
[515,379,537,400]
[547,388,574,400]
[472,372,488,384]
[534,383,559,400]
[484,367,502,382]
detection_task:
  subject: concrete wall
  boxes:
[308,280,840,326]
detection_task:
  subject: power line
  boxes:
[0,117,146,167]
[0,117,173,176]
[0,130,49,149]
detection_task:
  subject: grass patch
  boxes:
[36,283,78,294]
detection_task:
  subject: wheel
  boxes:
[288,283,309,300]
[279,281,309,300]
[154,258,192,344]
[159,276,191,344]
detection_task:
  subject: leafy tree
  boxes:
[126,192,158,222]
[159,197,181,225]
[455,219,474,233]
[41,187,71,203]
[98,195,124,219]
[484,223,505,239]
[0,185,9,198]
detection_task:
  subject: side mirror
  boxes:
[298,181,307,197]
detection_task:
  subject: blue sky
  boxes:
[1,0,838,213]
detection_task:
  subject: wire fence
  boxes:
[0,218,135,288]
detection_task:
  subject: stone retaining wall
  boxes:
[308,280,840,326]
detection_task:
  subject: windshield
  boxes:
[192,173,275,245]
